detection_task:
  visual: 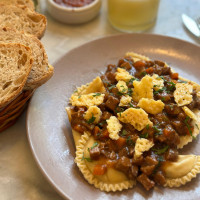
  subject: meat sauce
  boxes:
[70,57,200,190]
[54,0,94,7]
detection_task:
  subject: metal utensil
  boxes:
[182,14,200,37]
[196,17,200,30]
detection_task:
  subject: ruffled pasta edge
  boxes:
[75,132,135,192]
[164,156,200,187]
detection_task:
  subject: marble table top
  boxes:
[0,0,200,200]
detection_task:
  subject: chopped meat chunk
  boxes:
[105,95,119,111]
[153,171,166,186]
[89,146,100,160]
[137,173,155,191]
[140,165,155,176]
[115,156,131,173]
[128,165,138,179]
[165,104,182,115]
[165,148,178,161]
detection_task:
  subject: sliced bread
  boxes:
[0,43,33,108]
[0,28,54,90]
[0,0,35,10]
[0,5,46,39]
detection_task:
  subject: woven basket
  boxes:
[0,90,34,133]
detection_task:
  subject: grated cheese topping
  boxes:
[107,116,122,140]
[117,108,153,131]
[116,80,128,94]
[132,75,153,102]
[134,138,154,159]
[84,106,102,124]
[70,93,105,108]
[138,98,165,115]
[115,68,133,82]
[174,83,193,106]
[119,95,132,107]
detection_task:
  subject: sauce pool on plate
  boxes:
[54,0,95,7]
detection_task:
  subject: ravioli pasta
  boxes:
[67,52,200,192]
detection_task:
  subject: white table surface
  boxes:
[0,0,200,200]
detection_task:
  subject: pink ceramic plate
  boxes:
[27,33,200,200]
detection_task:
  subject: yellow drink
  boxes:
[108,0,160,32]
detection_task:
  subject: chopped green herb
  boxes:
[92,93,101,97]
[178,80,187,83]
[91,142,99,149]
[184,116,193,136]
[152,155,164,174]
[153,126,162,135]
[81,153,92,162]
[127,88,133,96]
[87,114,96,124]
[167,81,176,91]
[195,123,199,130]
[108,85,115,90]
[98,120,106,127]
[153,145,169,155]
[159,76,165,80]
[126,136,135,146]
[146,124,150,130]
[140,71,147,77]
[140,132,148,139]
[129,103,134,108]
[128,77,139,84]
[103,80,112,86]
[78,95,81,99]
[122,129,128,136]
[161,97,166,102]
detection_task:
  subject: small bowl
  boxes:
[46,0,101,24]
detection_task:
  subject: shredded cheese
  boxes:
[132,75,153,102]
[106,116,122,140]
[116,80,128,94]
[119,95,132,107]
[174,83,193,106]
[134,138,154,159]
[115,68,133,82]
[84,106,102,124]
[152,74,164,91]
[70,93,105,108]
[117,108,153,131]
[138,98,165,114]
[182,106,197,121]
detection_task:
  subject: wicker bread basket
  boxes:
[0,90,34,133]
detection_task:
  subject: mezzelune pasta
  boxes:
[67,52,200,192]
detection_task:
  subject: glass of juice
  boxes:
[107,0,160,32]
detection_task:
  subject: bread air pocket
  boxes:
[75,132,135,192]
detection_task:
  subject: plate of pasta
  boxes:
[27,33,200,200]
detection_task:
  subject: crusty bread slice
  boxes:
[0,28,54,90]
[0,5,46,39]
[24,64,54,90]
[0,43,33,108]
[0,0,35,10]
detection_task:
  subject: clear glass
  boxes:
[107,0,160,33]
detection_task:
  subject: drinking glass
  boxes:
[107,0,160,32]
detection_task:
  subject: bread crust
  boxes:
[0,28,53,90]
[0,43,33,108]
[0,5,46,39]
[0,0,35,10]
